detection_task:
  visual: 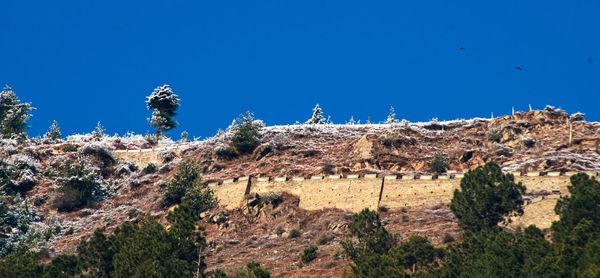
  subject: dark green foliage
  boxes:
[0,86,34,139]
[142,163,158,174]
[230,112,262,155]
[488,128,501,143]
[552,173,600,243]
[450,163,526,233]
[0,252,42,278]
[41,254,80,278]
[239,261,270,278]
[53,160,105,212]
[342,209,443,277]
[428,152,448,174]
[288,229,301,238]
[549,174,600,276]
[345,209,392,255]
[388,236,443,272]
[301,246,318,265]
[440,226,554,277]
[215,145,239,160]
[263,192,283,207]
[210,269,228,278]
[163,162,204,207]
[317,233,334,245]
[147,85,180,141]
[62,144,78,152]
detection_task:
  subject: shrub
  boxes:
[163,161,199,207]
[450,163,526,233]
[301,246,318,265]
[288,229,302,238]
[402,215,410,222]
[428,152,448,174]
[81,144,115,166]
[62,144,78,152]
[488,128,501,143]
[53,160,105,212]
[322,164,335,175]
[264,192,283,207]
[442,233,455,244]
[142,163,157,174]
[317,234,334,245]
[211,269,228,278]
[238,261,270,278]
[214,145,238,160]
[230,112,263,155]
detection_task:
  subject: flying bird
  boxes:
[514,66,523,71]
[459,47,465,51]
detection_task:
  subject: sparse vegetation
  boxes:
[428,152,449,174]
[301,246,318,265]
[44,120,62,142]
[317,233,334,245]
[142,163,158,174]
[288,229,302,238]
[488,128,501,143]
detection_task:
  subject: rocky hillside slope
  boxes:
[0,107,597,276]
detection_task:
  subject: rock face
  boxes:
[190,109,599,180]
[351,135,374,160]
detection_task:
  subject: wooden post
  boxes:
[568,121,573,146]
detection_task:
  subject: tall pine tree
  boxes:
[44,120,62,141]
[146,84,180,143]
[386,106,396,124]
[306,104,325,124]
[0,86,34,139]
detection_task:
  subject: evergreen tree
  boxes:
[450,163,526,233]
[386,106,396,124]
[347,116,356,125]
[91,122,105,141]
[44,120,62,141]
[428,152,449,174]
[146,84,180,143]
[180,131,189,142]
[550,173,600,276]
[230,112,263,155]
[306,104,325,124]
[0,86,34,139]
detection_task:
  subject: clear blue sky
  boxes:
[1,1,598,139]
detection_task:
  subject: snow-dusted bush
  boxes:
[43,120,62,143]
[80,143,115,167]
[115,162,138,177]
[0,194,40,256]
[306,104,326,124]
[214,143,238,160]
[146,84,180,143]
[159,150,177,163]
[570,112,585,122]
[0,154,39,193]
[52,159,107,212]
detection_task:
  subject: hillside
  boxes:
[0,106,598,277]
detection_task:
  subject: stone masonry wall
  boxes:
[206,171,598,229]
